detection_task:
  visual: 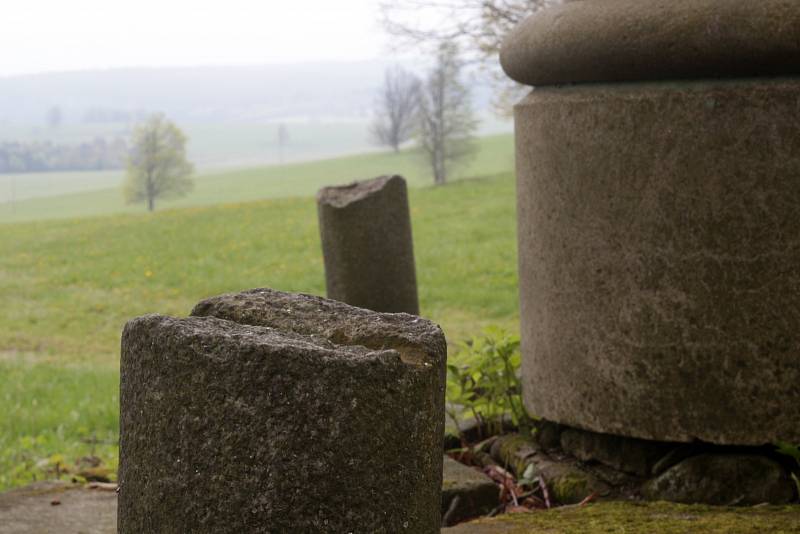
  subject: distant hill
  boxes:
[0,60,498,126]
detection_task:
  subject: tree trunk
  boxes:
[434,145,446,185]
[147,196,155,212]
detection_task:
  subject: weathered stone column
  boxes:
[317,175,419,315]
[501,0,800,445]
[119,288,445,533]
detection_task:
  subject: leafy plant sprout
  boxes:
[447,327,534,443]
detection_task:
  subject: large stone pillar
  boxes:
[317,175,420,315]
[119,288,445,533]
[501,0,800,445]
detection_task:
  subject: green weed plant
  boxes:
[447,327,534,441]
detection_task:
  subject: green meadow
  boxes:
[0,133,514,223]
[0,135,519,490]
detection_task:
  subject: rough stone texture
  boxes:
[515,78,800,445]
[500,0,800,86]
[559,427,675,477]
[441,456,499,526]
[191,288,441,365]
[0,482,116,534]
[317,175,419,314]
[120,289,446,533]
[642,454,797,506]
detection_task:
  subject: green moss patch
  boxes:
[444,501,800,533]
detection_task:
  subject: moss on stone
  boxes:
[444,501,800,533]
[492,434,536,476]
[549,473,594,505]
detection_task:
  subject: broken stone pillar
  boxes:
[317,175,419,315]
[501,0,800,445]
[119,288,445,533]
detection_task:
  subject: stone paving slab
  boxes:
[2,482,799,534]
[0,482,116,534]
[442,456,499,525]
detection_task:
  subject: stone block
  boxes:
[513,78,800,445]
[317,175,419,314]
[441,456,499,527]
[501,0,800,86]
[504,0,800,447]
[642,454,796,505]
[559,427,674,478]
[119,288,446,533]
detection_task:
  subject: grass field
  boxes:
[0,141,519,489]
[0,133,513,223]
[0,169,124,204]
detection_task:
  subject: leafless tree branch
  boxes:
[417,43,478,185]
[380,0,561,114]
[371,67,422,152]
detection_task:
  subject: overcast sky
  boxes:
[0,0,394,77]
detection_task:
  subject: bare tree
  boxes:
[380,1,559,113]
[371,67,421,153]
[277,123,289,163]
[417,43,478,186]
[380,1,551,57]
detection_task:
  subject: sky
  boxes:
[0,0,393,77]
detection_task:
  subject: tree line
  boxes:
[0,137,128,174]
[373,1,555,184]
[380,0,554,113]
[28,1,545,208]
[371,43,478,185]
